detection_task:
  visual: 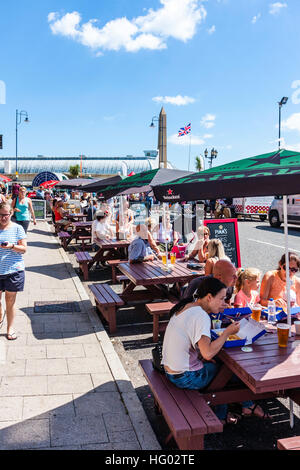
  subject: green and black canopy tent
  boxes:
[152,149,300,202]
[153,148,300,427]
[82,168,193,199]
[56,175,122,191]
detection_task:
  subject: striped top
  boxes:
[0,223,26,275]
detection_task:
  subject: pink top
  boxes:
[234,289,260,307]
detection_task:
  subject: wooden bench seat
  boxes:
[75,251,93,281]
[107,259,128,283]
[277,436,300,450]
[57,231,71,251]
[89,283,124,334]
[145,301,176,342]
[139,359,223,450]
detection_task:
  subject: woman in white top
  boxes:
[162,277,269,423]
[91,211,114,245]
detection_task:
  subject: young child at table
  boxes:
[234,268,261,308]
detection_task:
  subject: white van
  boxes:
[268,195,300,227]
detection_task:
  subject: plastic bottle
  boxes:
[267,298,277,325]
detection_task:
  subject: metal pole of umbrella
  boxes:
[283,195,294,428]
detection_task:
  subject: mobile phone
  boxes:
[1,242,8,247]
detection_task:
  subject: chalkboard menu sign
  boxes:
[31,199,46,220]
[204,218,241,267]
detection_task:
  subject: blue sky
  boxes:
[1,0,300,172]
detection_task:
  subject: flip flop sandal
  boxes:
[6,332,17,341]
[242,404,271,420]
[221,412,241,425]
[0,312,6,329]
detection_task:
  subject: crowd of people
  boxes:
[0,181,299,429]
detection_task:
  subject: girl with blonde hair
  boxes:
[234,268,261,308]
[204,239,229,275]
[185,225,210,262]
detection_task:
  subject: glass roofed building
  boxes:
[0,150,175,181]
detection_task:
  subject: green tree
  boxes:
[69,164,80,178]
[195,155,204,172]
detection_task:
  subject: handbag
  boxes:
[152,343,164,373]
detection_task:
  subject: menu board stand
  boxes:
[31,199,47,221]
[204,218,241,267]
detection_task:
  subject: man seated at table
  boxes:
[128,224,159,263]
[183,259,237,304]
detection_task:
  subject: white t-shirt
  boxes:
[161,305,211,373]
[92,220,110,242]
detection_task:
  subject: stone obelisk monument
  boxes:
[158,107,167,168]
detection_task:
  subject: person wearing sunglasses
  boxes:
[0,201,27,340]
[260,252,300,310]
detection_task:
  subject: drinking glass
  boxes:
[162,254,167,265]
[251,304,262,322]
[277,323,290,347]
[170,253,176,265]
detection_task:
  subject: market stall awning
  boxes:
[73,175,123,192]
[40,180,59,189]
[92,168,194,199]
[0,174,12,183]
[152,149,300,202]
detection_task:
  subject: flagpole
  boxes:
[188,131,192,171]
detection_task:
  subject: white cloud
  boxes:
[282,113,300,133]
[48,1,207,54]
[152,95,195,106]
[287,142,300,152]
[200,113,216,128]
[168,133,205,145]
[207,25,216,34]
[269,2,287,15]
[203,134,213,139]
[251,13,261,24]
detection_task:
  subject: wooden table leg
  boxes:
[206,364,233,391]
[153,313,160,343]
[81,262,89,281]
[88,249,104,269]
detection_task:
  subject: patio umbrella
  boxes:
[75,175,123,193]
[92,168,194,199]
[40,180,59,189]
[153,148,300,428]
[0,174,12,182]
[54,178,97,190]
[152,149,300,202]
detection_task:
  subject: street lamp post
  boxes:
[278,97,288,149]
[15,109,29,179]
[150,115,162,167]
[204,147,218,169]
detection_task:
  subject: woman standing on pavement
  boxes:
[12,186,36,234]
[0,201,27,340]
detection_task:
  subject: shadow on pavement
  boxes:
[0,380,142,450]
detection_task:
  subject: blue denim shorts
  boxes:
[165,362,219,390]
[0,271,25,292]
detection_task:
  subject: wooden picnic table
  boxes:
[88,238,130,269]
[117,260,203,302]
[201,324,300,409]
[66,213,87,222]
[66,221,92,246]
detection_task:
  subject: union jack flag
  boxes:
[178,123,191,137]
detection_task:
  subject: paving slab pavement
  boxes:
[0,221,160,450]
